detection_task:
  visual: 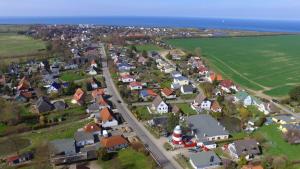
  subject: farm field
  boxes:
[0,33,46,57]
[166,35,300,97]
[136,44,162,52]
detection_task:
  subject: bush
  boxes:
[163,142,173,151]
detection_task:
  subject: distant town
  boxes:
[0,24,300,169]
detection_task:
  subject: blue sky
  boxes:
[0,0,300,20]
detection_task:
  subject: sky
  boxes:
[0,0,300,20]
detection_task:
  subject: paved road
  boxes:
[99,44,180,169]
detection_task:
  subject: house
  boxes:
[6,152,34,166]
[161,88,176,99]
[17,77,31,91]
[201,99,212,111]
[128,81,143,90]
[47,82,61,94]
[91,88,105,100]
[90,60,97,68]
[49,139,76,156]
[97,108,118,128]
[198,66,208,76]
[188,114,229,144]
[207,72,222,83]
[272,114,298,124]
[137,56,147,65]
[219,80,238,93]
[35,97,54,114]
[189,151,222,169]
[148,116,168,129]
[15,91,34,102]
[140,89,157,100]
[72,88,85,105]
[211,101,222,113]
[180,85,194,95]
[117,63,135,71]
[100,135,128,152]
[173,76,189,86]
[74,131,95,147]
[87,96,111,114]
[228,139,261,160]
[120,75,136,83]
[84,123,102,135]
[263,102,279,115]
[90,78,100,89]
[191,92,206,111]
[170,71,182,78]
[149,96,168,114]
[87,66,97,75]
[53,100,68,111]
[279,123,300,133]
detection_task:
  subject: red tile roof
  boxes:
[147,89,157,97]
[100,135,128,148]
[84,123,101,133]
[17,77,30,90]
[73,88,85,101]
[211,101,221,112]
[129,82,142,87]
[161,88,174,96]
[210,73,223,81]
[100,108,113,122]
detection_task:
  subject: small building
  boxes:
[211,101,222,113]
[35,97,54,114]
[161,88,176,99]
[180,85,194,95]
[189,151,222,169]
[72,88,85,105]
[228,139,261,160]
[74,131,95,147]
[128,81,143,90]
[97,108,118,128]
[53,100,68,111]
[140,89,157,101]
[6,152,34,166]
[149,96,168,114]
[100,135,128,152]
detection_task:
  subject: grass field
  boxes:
[0,33,46,57]
[136,44,162,52]
[254,124,300,160]
[60,71,88,82]
[166,35,300,97]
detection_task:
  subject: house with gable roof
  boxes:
[96,108,118,128]
[72,88,85,105]
[149,96,168,114]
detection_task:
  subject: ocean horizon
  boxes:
[1,16,300,33]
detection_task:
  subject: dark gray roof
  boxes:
[232,139,261,157]
[49,139,76,156]
[150,116,168,127]
[53,101,68,111]
[190,151,221,168]
[36,97,54,113]
[74,131,94,142]
[188,114,229,141]
[181,85,194,93]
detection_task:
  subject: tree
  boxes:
[63,81,77,95]
[130,45,137,52]
[98,147,111,161]
[166,52,172,60]
[32,143,51,169]
[167,112,180,133]
[142,50,148,58]
[239,107,250,122]
[289,86,300,102]
[223,99,238,116]
[237,156,247,168]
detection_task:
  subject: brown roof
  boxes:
[84,123,101,133]
[92,88,105,99]
[100,135,128,148]
[211,101,221,112]
[17,77,30,90]
[73,88,85,101]
[233,139,261,157]
[100,108,113,122]
[161,88,174,96]
[152,96,164,108]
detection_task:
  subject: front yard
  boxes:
[176,103,197,116]
[253,124,300,160]
[60,70,88,82]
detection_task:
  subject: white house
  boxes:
[120,75,136,83]
[97,108,118,128]
[149,96,168,114]
[128,82,143,90]
[173,76,189,86]
[88,67,98,75]
[201,99,212,111]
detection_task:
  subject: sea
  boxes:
[0,16,300,33]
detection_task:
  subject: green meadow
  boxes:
[166,35,300,97]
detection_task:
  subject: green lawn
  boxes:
[60,71,88,82]
[0,137,31,157]
[166,35,300,96]
[264,85,294,97]
[176,103,197,115]
[136,44,162,52]
[133,106,153,121]
[254,124,300,160]
[0,33,46,57]
[0,123,7,135]
[99,148,155,169]
[180,93,198,100]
